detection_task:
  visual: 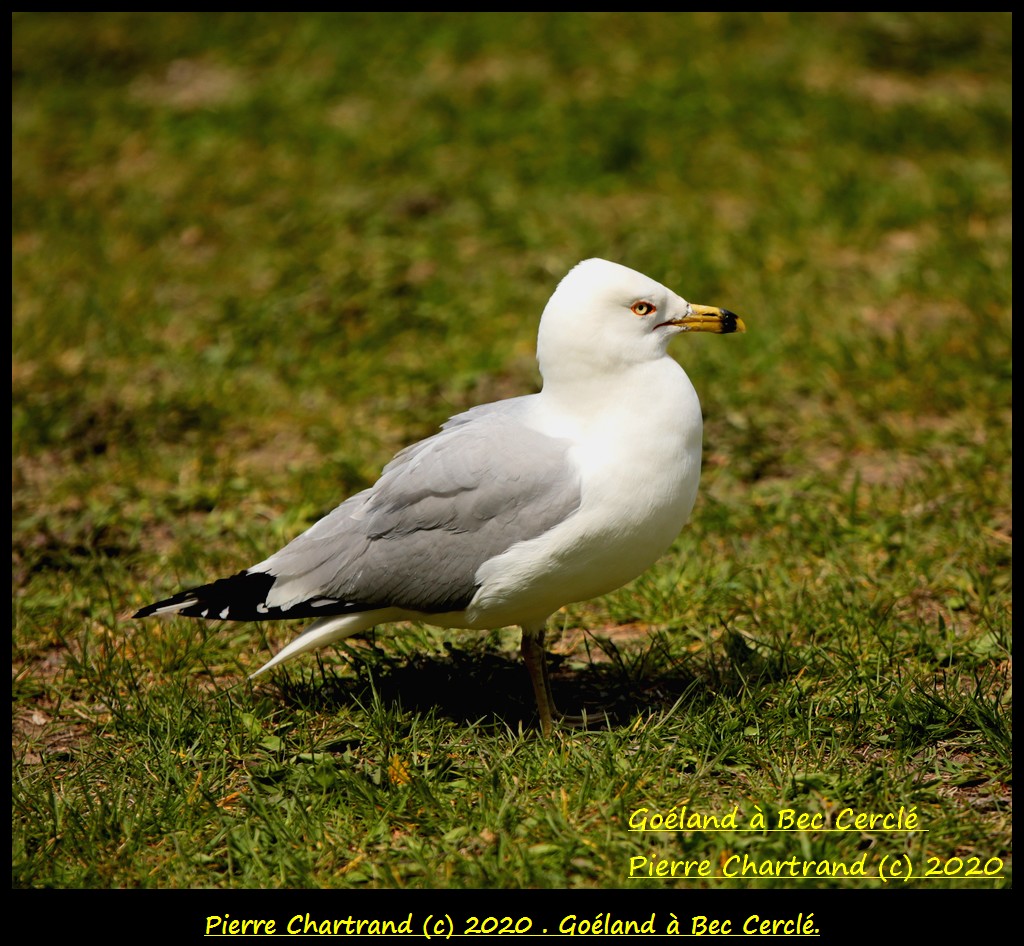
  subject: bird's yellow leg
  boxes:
[520,623,558,737]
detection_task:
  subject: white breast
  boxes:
[466,357,703,629]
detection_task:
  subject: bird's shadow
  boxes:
[260,630,782,734]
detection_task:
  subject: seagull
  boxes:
[134,259,745,735]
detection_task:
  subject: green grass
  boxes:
[13,11,1010,898]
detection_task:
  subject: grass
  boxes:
[13,11,1010,908]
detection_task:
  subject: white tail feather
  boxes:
[248,608,404,678]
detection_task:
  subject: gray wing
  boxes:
[251,399,581,615]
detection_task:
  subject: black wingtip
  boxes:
[132,569,274,621]
[132,569,368,622]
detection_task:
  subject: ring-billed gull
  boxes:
[134,259,745,735]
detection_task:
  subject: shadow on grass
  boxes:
[264,632,796,735]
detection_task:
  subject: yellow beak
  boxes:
[667,304,746,334]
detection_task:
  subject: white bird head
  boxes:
[536,259,743,386]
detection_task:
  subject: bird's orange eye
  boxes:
[631,301,656,317]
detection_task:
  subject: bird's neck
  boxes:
[540,355,679,404]
[535,356,700,441]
